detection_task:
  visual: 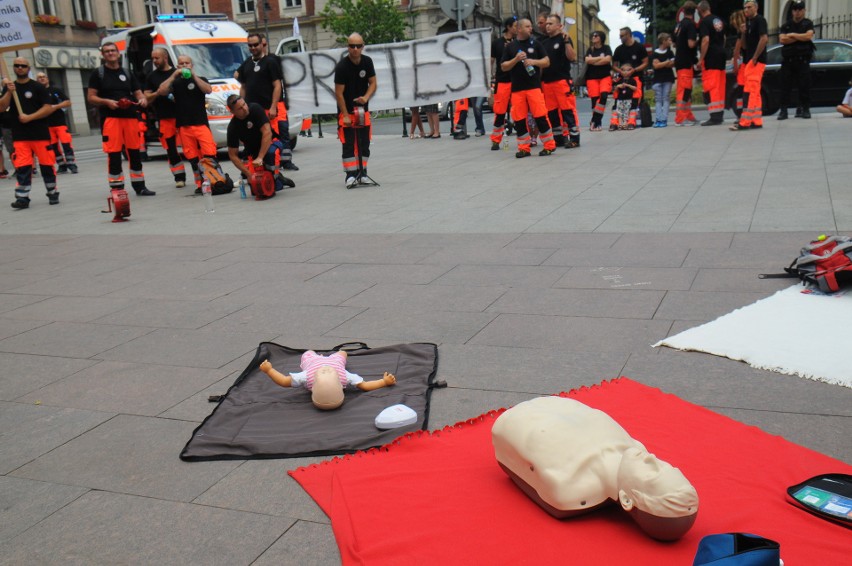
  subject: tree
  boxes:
[621,0,750,41]
[319,0,409,46]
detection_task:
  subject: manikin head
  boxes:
[616,447,699,540]
[310,365,346,410]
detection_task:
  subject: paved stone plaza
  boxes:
[0,112,850,564]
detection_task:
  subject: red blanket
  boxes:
[291,378,850,565]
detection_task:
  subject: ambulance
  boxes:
[101,13,302,149]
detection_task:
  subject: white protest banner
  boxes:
[282,28,491,114]
[0,0,39,52]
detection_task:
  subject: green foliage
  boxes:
[319,0,409,46]
[621,0,747,39]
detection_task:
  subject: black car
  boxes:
[726,39,852,116]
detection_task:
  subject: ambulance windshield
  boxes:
[173,42,249,80]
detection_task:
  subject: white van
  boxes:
[102,13,302,148]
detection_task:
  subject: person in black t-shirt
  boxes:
[489,16,518,149]
[542,14,580,148]
[610,27,648,130]
[0,58,58,208]
[87,42,154,197]
[261,35,297,171]
[226,95,286,197]
[778,0,815,119]
[697,1,727,125]
[144,48,187,188]
[36,72,78,174]
[157,55,240,193]
[651,33,675,127]
[673,1,699,125]
[500,18,556,157]
[334,32,377,188]
[584,31,613,130]
[732,0,768,130]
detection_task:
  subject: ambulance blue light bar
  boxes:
[156,13,229,22]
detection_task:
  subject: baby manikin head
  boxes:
[310,366,345,410]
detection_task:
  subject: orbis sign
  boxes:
[33,47,101,69]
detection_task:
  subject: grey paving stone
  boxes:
[215,278,375,307]
[0,318,50,341]
[253,520,340,566]
[94,259,234,282]
[0,353,98,401]
[301,233,415,248]
[691,269,797,292]
[0,476,88,543]
[683,247,792,269]
[438,344,626,393]
[200,304,364,336]
[544,247,690,268]
[507,233,621,249]
[12,415,241,501]
[611,233,734,250]
[157,373,240,422]
[104,275,251,302]
[554,266,697,291]
[97,328,272,369]
[198,261,336,281]
[712,409,851,463]
[3,273,138,297]
[94,299,248,329]
[213,246,334,263]
[308,263,452,285]
[417,245,558,266]
[2,296,133,323]
[195,458,329,522]
[434,264,568,288]
[0,491,292,565]
[16,361,227,417]
[0,273,54,292]
[309,246,441,265]
[400,233,521,248]
[653,290,769,321]
[596,214,679,232]
[327,307,497,344]
[486,287,664,319]
[0,293,48,315]
[426,387,536,428]
[469,313,672,353]
[0,403,112,475]
[342,283,507,313]
[0,321,153,358]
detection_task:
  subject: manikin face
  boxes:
[616,447,698,517]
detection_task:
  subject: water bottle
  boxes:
[502,139,509,150]
[238,178,247,199]
[201,179,214,213]
[519,50,535,76]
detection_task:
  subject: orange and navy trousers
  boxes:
[338,111,372,175]
[510,88,555,151]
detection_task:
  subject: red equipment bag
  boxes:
[248,164,275,200]
[760,235,852,293]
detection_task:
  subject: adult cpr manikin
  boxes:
[492,396,699,540]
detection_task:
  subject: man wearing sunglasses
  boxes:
[0,58,59,209]
[334,33,377,188]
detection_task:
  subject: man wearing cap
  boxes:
[0,58,59,209]
[334,32,377,188]
[731,0,768,131]
[778,1,815,120]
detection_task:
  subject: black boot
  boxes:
[801,107,811,119]
[795,106,803,118]
[777,108,788,120]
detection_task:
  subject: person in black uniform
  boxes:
[225,95,276,197]
[778,0,815,120]
[144,48,187,188]
[0,58,59,208]
[36,73,78,174]
[697,1,727,126]
[542,13,580,148]
[584,31,613,131]
[489,16,518,150]
[334,32,377,188]
[610,27,648,130]
[87,42,154,197]
[673,1,699,126]
[731,0,768,131]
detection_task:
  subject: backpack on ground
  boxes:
[759,235,852,293]
[200,158,233,194]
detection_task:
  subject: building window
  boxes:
[284,0,301,7]
[173,0,186,14]
[33,0,57,15]
[145,0,160,23]
[236,0,255,14]
[72,0,93,21]
[110,0,129,22]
